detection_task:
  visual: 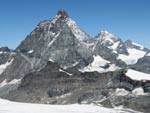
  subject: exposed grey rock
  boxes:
[129,56,150,74]
[0,47,11,52]
[57,9,69,19]
[124,40,149,52]
[0,47,13,65]
[1,10,92,83]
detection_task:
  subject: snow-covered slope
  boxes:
[0,98,142,113]
[0,79,21,88]
[0,47,15,75]
[146,52,150,56]
[132,87,147,96]
[79,55,119,73]
[118,48,146,65]
[119,40,148,65]
[126,69,150,81]
[132,42,144,50]
[0,59,14,75]
[65,18,89,42]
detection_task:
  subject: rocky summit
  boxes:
[0,9,150,113]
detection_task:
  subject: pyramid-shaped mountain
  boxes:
[0,9,150,113]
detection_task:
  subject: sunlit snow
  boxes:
[59,69,72,76]
[0,59,14,75]
[49,58,54,62]
[132,87,147,96]
[126,69,150,81]
[79,55,119,73]
[111,41,120,50]
[115,88,130,96]
[146,52,150,56]
[66,18,88,42]
[27,50,34,54]
[0,79,21,88]
[100,30,118,44]
[132,42,144,50]
[118,48,146,65]
[0,98,142,113]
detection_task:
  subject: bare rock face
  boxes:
[1,10,91,83]
[0,47,15,76]
[57,9,69,19]
[0,47,12,65]
[130,56,150,74]
[0,47,11,52]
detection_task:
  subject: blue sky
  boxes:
[0,0,150,49]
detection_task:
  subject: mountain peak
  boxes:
[0,46,11,52]
[96,30,119,42]
[100,30,109,35]
[57,9,69,19]
[100,30,116,38]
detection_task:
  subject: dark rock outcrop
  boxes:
[130,56,150,74]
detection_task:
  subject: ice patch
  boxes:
[0,79,21,88]
[52,14,61,24]
[118,48,146,65]
[0,79,7,88]
[111,41,120,50]
[126,69,150,81]
[66,18,88,42]
[92,41,98,52]
[0,51,13,54]
[48,31,61,47]
[115,88,130,96]
[0,59,14,75]
[59,69,72,76]
[0,51,4,54]
[56,93,72,99]
[62,61,79,69]
[132,87,147,96]
[27,50,34,54]
[146,52,150,56]
[80,55,119,73]
[132,42,144,50]
[49,58,54,62]
[91,55,110,67]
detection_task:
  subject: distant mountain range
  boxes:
[0,9,150,113]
